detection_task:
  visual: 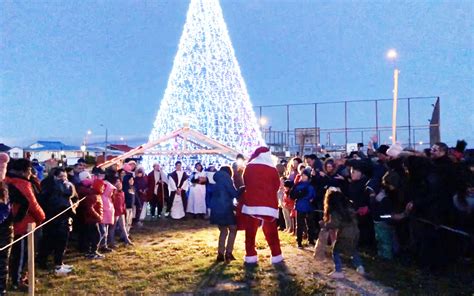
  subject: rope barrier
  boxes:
[0,196,86,251]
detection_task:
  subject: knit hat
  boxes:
[283,180,294,188]
[79,171,92,181]
[0,153,10,181]
[301,169,312,179]
[347,159,372,176]
[376,145,390,156]
[387,143,403,158]
[248,146,271,163]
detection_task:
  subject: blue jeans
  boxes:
[333,251,362,272]
[98,224,109,248]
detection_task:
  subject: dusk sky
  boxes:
[1,0,472,147]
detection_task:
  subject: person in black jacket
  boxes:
[37,168,76,275]
[404,155,447,269]
[0,181,12,296]
[345,159,375,248]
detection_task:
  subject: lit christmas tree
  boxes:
[144,0,264,170]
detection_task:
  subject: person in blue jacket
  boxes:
[291,169,317,248]
[32,159,44,181]
[209,166,239,263]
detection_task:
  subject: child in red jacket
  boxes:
[282,180,295,234]
[82,179,104,259]
[108,179,133,247]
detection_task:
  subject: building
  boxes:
[0,144,24,159]
[24,141,83,163]
[0,144,11,153]
[8,147,24,159]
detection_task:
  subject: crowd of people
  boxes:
[0,138,472,293]
[278,139,473,277]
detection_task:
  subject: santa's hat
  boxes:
[248,147,271,163]
[0,153,9,181]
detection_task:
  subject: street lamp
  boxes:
[387,49,399,145]
[100,124,108,161]
[259,117,268,126]
[80,144,86,157]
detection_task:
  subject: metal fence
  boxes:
[254,96,440,156]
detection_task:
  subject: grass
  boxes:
[359,250,474,296]
[28,219,332,295]
[11,218,473,295]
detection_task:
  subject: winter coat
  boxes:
[134,175,148,203]
[290,181,316,213]
[32,163,44,181]
[4,173,45,236]
[346,176,371,212]
[113,190,126,217]
[283,190,294,211]
[209,171,238,226]
[241,153,280,219]
[406,172,444,222]
[367,161,387,195]
[101,181,116,224]
[41,179,75,228]
[123,174,139,209]
[79,188,103,225]
[370,189,393,222]
[323,210,359,254]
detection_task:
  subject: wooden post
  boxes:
[27,223,35,296]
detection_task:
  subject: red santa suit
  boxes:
[240,147,282,264]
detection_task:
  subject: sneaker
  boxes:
[329,271,345,279]
[88,252,105,260]
[356,266,365,275]
[100,247,114,253]
[55,265,72,276]
[61,264,74,270]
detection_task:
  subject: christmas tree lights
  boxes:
[143,0,264,171]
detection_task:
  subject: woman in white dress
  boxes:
[187,163,208,218]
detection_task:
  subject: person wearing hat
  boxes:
[4,158,45,290]
[238,147,283,264]
[290,169,317,248]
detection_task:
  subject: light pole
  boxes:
[80,144,86,158]
[100,124,108,161]
[387,49,399,144]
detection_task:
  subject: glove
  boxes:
[357,206,369,216]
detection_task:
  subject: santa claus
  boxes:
[239,146,282,264]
